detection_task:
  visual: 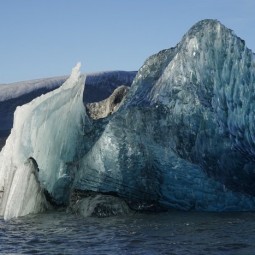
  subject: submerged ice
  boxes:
[1,20,255,220]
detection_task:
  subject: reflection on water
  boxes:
[1,211,255,255]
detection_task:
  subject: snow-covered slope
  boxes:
[0,77,67,102]
[0,71,136,102]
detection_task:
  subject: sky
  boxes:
[0,0,254,84]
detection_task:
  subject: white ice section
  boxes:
[3,158,47,220]
[0,63,86,219]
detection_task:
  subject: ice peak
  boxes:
[62,62,84,90]
[187,19,227,34]
[71,62,81,78]
[174,18,250,67]
[126,19,254,109]
[193,19,222,27]
[181,19,235,47]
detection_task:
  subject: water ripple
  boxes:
[1,211,255,254]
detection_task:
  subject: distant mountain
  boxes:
[0,70,137,147]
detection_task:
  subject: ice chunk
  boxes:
[3,158,47,220]
[0,63,86,219]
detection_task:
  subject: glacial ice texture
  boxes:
[1,19,255,218]
[0,63,86,219]
[75,20,255,211]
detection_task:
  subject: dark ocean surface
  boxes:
[1,211,255,255]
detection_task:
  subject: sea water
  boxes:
[1,211,255,255]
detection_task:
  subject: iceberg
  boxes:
[75,20,255,211]
[1,20,255,219]
[0,63,86,219]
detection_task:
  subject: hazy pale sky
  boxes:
[0,0,254,83]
